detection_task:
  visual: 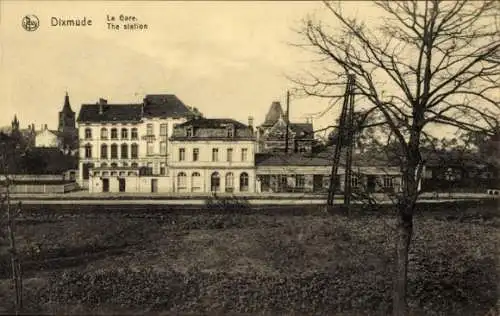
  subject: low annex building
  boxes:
[255,153,402,194]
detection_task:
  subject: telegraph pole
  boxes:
[284,90,290,153]
[326,74,356,209]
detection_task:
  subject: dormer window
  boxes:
[226,125,234,138]
[186,126,194,137]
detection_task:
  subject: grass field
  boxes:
[0,200,498,315]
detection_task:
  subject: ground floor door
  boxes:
[313,175,324,192]
[118,178,126,192]
[151,179,158,193]
[367,175,376,193]
[102,178,109,192]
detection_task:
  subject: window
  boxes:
[147,141,154,155]
[241,148,248,161]
[160,141,167,155]
[84,128,92,139]
[383,176,394,188]
[84,144,92,158]
[225,172,234,192]
[351,175,359,188]
[110,144,118,159]
[101,128,108,140]
[160,123,168,136]
[193,148,199,161]
[111,162,118,168]
[160,162,166,175]
[131,162,138,168]
[121,128,128,139]
[111,128,118,139]
[227,148,233,162]
[295,175,305,189]
[177,172,187,191]
[131,143,138,159]
[147,162,153,175]
[179,148,186,161]
[186,127,194,137]
[191,172,201,192]
[121,144,128,159]
[227,126,234,138]
[212,148,219,162]
[131,128,138,140]
[100,162,108,168]
[147,123,153,135]
[240,172,249,192]
[122,162,128,167]
[100,144,108,159]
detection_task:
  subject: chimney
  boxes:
[44,124,48,130]
[98,98,107,115]
[248,116,254,129]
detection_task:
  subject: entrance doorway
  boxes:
[211,172,220,192]
[367,175,376,193]
[151,179,158,193]
[313,175,324,192]
[102,178,109,192]
[118,178,126,192]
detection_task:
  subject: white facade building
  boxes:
[35,125,61,148]
[169,118,257,193]
[77,95,193,192]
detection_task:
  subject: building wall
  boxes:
[35,130,60,148]
[89,174,171,193]
[77,117,187,186]
[170,167,256,193]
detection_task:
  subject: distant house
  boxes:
[256,101,314,154]
[35,125,61,148]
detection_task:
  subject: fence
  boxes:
[0,182,79,194]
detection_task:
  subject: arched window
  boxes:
[122,162,128,167]
[131,143,138,159]
[131,162,138,168]
[100,128,108,139]
[177,172,187,192]
[211,172,220,192]
[100,162,108,168]
[111,162,118,168]
[84,128,92,139]
[100,144,108,159]
[225,172,234,193]
[131,128,138,140]
[111,128,118,139]
[240,172,249,192]
[121,143,128,159]
[191,172,201,192]
[84,143,92,158]
[121,128,128,139]
[110,144,118,159]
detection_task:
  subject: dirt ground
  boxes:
[0,201,498,315]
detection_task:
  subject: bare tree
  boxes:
[0,133,23,314]
[292,1,499,315]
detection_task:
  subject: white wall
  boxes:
[35,130,60,148]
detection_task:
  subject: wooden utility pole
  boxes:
[343,75,356,207]
[284,90,290,153]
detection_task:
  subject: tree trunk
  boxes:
[393,210,414,316]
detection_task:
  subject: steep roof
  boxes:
[262,101,285,126]
[143,94,193,118]
[290,123,314,139]
[77,104,143,123]
[61,92,74,114]
[255,153,332,166]
[176,118,248,129]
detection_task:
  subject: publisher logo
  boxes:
[22,15,39,32]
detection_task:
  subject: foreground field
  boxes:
[0,201,498,315]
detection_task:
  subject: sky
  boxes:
[0,1,460,139]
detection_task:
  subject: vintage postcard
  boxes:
[0,1,498,315]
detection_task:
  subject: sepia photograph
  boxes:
[0,0,499,315]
